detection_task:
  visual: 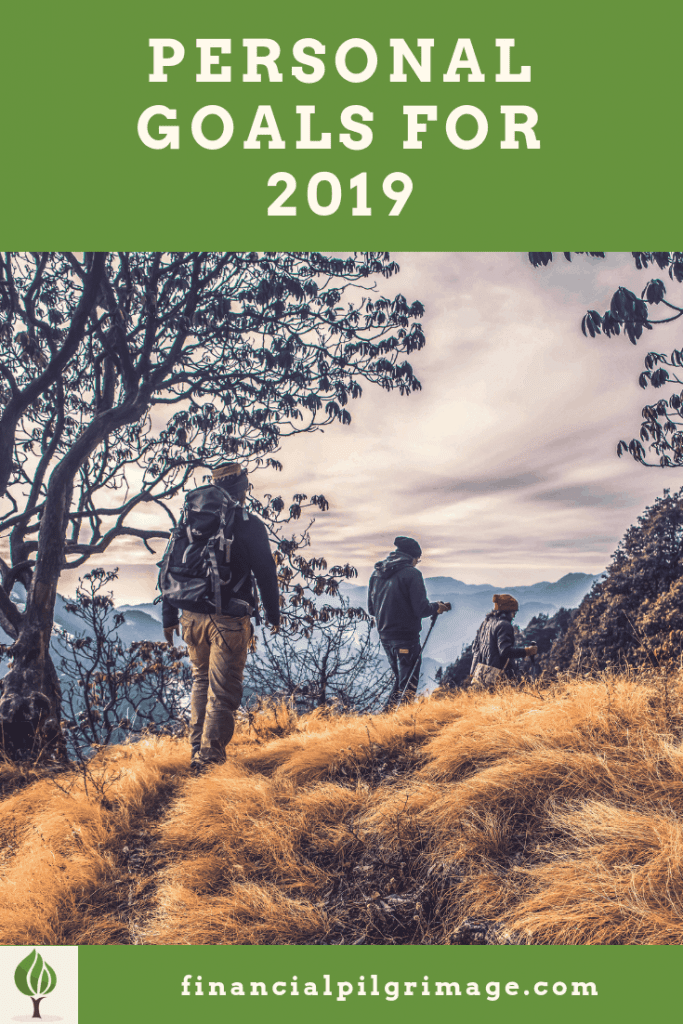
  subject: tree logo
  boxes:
[14,950,57,1019]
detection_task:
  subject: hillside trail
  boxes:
[1,671,683,945]
[115,694,522,946]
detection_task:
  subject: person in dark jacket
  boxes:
[161,463,280,770]
[470,594,537,686]
[368,536,450,706]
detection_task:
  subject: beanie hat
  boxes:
[493,593,519,612]
[212,463,243,481]
[212,463,249,494]
[394,536,422,559]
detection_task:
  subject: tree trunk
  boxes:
[0,254,108,762]
[0,477,72,761]
[31,997,45,1019]
[318,672,327,708]
[0,591,66,762]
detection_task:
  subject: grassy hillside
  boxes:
[1,669,682,946]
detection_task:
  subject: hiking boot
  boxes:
[190,754,225,775]
[189,756,210,775]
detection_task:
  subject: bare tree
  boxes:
[54,569,192,759]
[0,251,425,758]
[245,603,392,714]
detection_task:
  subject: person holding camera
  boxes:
[368,536,451,706]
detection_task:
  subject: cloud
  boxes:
[531,483,635,509]
[60,252,681,603]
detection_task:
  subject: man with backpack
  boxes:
[159,463,280,771]
[368,536,451,706]
[470,594,537,689]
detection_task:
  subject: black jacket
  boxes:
[368,551,439,642]
[470,612,527,674]
[161,509,280,628]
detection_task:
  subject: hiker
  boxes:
[470,594,537,688]
[159,463,280,771]
[368,536,451,706]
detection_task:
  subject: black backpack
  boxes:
[158,485,248,614]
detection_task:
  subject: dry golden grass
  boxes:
[1,669,683,945]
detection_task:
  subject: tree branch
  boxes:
[0,581,23,639]
[64,525,170,568]
[0,252,107,495]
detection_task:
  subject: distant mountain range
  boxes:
[337,571,602,666]
[0,572,601,686]
[0,594,165,674]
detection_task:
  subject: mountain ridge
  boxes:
[336,571,601,665]
[0,572,601,678]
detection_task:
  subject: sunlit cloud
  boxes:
[58,252,679,603]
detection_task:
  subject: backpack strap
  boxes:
[207,542,223,615]
[157,529,179,582]
[179,499,192,544]
[219,492,238,553]
[250,573,261,626]
[206,491,236,613]
[230,571,249,594]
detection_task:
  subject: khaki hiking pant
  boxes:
[181,610,252,763]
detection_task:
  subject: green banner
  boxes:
[2,944,682,1021]
[0,0,678,247]
[79,945,680,1023]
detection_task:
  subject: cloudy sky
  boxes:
[62,252,683,604]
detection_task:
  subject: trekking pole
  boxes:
[392,602,451,708]
[528,651,539,683]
